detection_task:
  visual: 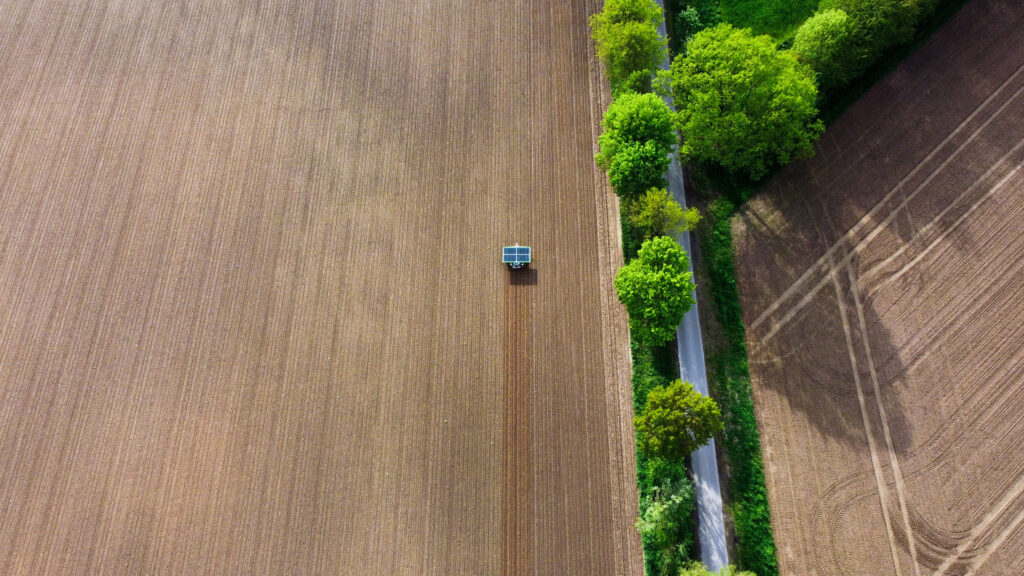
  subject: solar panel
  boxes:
[502,245,531,264]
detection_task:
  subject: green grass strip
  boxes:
[700,198,778,576]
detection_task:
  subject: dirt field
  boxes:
[731,1,1024,574]
[0,1,643,574]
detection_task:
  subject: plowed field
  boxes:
[0,1,642,574]
[732,1,1024,574]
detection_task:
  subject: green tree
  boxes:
[614,236,695,346]
[591,0,663,30]
[596,91,677,170]
[629,188,701,239]
[792,9,852,89]
[634,379,723,461]
[670,24,824,180]
[607,141,671,200]
[809,0,936,89]
[678,562,758,576]
[590,0,667,89]
[594,20,668,90]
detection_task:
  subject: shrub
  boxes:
[812,0,940,88]
[636,475,697,575]
[670,24,823,180]
[701,198,778,575]
[615,236,696,347]
[679,562,758,576]
[792,9,853,89]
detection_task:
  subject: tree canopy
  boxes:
[678,562,758,576]
[596,91,676,170]
[792,9,852,90]
[629,187,700,239]
[590,0,663,29]
[590,0,667,90]
[670,23,823,180]
[614,236,695,346]
[607,141,672,200]
[634,379,723,462]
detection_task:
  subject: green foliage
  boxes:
[608,141,672,200]
[719,0,818,39]
[671,24,823,180]
[615,236,696,347]
[637,475,697,575]
[816,0,969,122]
[591,0,668,90]
[619,69,656,95]
[593,0,664,29]
[622,189,698,575]
[635,379,723,461]
[630,187,701,239]
[700,197,777,575]
[596,92,677,170]
[675,7,702,41]
[792,9,853,89]
[667,0,721,56]
[679,562,758,576]
[806,0,940,93]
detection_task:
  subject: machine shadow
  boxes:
[508,268,538,286]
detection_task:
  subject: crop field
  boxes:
[731,1,1024,574]
[0,1,643,574]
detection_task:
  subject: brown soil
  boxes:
[0,1,642,574]
[732,1,1024,574]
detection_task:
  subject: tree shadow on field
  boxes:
[738,171,914,458]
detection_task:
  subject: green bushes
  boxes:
[795,0,944,94]
[636,470,697,575]
[629,187,701,240]
[791,9,852,89]
[670,24,823,180]
[719,0,818,39]
[623,218,698,576]
[591,0,668,91]
[701,198,777,576]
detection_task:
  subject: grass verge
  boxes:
[696,194,778,576]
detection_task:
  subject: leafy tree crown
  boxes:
[614,236,695,346]
[634,379,723,461]
[596,91,676,169]
[670,23,823,180]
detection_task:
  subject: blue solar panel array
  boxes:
[502,246,531,263]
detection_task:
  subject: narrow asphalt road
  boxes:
[653,3,729,570]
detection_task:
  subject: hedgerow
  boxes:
[700,197,777,576]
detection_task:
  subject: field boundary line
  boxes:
[933,472,1024,575]
[753,91,1024,348]
[846,263,922,576]
[830,267,905,576]
[749,62,1024,335]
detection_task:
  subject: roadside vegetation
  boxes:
[669,24,823,180]
[592,3,718,573]
[593,0,965,574]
